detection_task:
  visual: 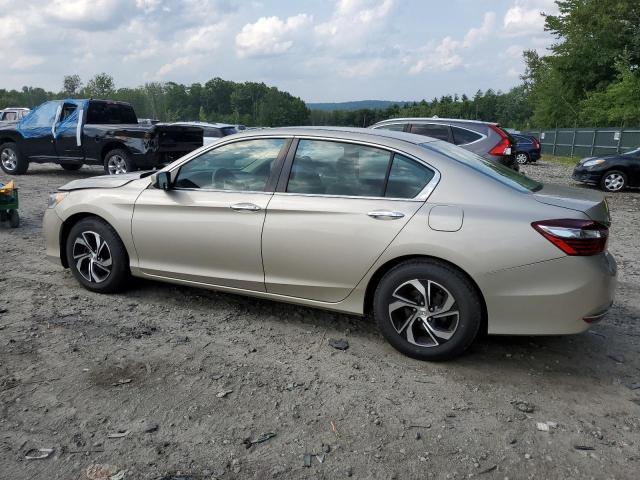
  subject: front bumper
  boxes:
[572,166,602,185]
[478,252,617,335]
[43,208,63,265]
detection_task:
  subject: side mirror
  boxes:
[154,171,172,191]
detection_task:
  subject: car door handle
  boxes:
[230,203,261,212]
[367,210,405,220]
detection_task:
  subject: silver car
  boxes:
[43,127,617,360]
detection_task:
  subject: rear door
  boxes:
[53,101,85,162]
[262,138,436,302]
[132,137,289,291]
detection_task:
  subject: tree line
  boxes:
[1,1,638,129]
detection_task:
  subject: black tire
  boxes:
[104,148,134,175]
[373,259,482,361]
[66,217,130,293]
[0,142,29,175]
[600,170,627,192]
[515,152,529,165]
[61,163,83,171]
[9,210,19,228]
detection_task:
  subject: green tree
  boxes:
[83,73,115,98]
[62,74,82,97]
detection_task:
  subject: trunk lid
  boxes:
[533,183,611,225]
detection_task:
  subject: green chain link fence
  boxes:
[523,128,640,157]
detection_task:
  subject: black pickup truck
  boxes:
[0,99,203,175]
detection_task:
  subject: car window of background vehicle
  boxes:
[174,138,285,191]
[451,126,482,145]
[410,124,450,141]
[423,141,542,192]
[286,140,391,197]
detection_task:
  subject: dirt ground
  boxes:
[1,160,639,480]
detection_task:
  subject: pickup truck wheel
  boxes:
[61,163,83,171]
[104,149,134,175]
[0,142,28,175]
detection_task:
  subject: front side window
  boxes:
[385,154,435,198]
[452,126,483,145]
[20,101,59,129]
[287,140,391,197]
[174,138,285,191]
[410,124,451,142]
[4,112,16,121]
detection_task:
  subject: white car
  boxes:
[0,108,30,122]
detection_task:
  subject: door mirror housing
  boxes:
[154,171,172,191]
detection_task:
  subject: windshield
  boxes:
[422,141,543,192]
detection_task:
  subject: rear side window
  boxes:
[375,123,406,132]
[385,154,435,198]
[86,102,137,124]
[452,126,482,145]
[410,124,450,142]
[287,140,391,197]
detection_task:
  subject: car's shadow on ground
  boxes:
[118,276,630,383]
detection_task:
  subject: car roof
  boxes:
[373,117,499,127]
[232,126,438,145]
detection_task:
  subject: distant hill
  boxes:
[307,100,412,111]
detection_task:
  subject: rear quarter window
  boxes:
[451,126,482,145]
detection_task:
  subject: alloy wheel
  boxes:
[604,173,624,191]
[388,279,459,347]
[1,147,17,171]
[72,231,113,283]
[516,153,528,164]
[107,155,128,175]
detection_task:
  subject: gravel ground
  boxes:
[1,160,639,480]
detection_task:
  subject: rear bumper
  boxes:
[477,252,617,335]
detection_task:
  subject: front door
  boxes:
[132,137,288,291]
[17,101,60,161]
[262,139,436,303]
[54,101,85,162]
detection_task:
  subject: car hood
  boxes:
[533,183,610,225]
[59,171,152,191]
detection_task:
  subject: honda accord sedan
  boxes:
[43,127,617,360]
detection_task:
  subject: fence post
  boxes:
[552,126,558,156]
[616,128,623,153]
[570,127,576,157]
[590,130,596,156]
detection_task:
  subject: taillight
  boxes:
[532,219,608,256]
[532,137,540,149]
[488,125,512,156]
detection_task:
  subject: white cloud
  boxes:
[235,14,312,58]
[463,12,496,47]
[410,37,463,74]
[315,0,394,48]
[157,56,193,76]
[340,58,385,78]
[503,0,558,36]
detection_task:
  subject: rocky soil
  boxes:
[1,161,639,479]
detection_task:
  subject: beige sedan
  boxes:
[43,127,617,360]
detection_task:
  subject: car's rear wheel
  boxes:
[516,152,529,165]
[104,149,134,175]
[0,142,29,174]
[66,217,130,293]
[373,260,482,361]
[61,163,83,171]
[600,170,626,192]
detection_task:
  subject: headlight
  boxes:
[583,159,605,167]
[47,192,68,209]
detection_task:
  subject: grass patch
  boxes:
[541,154,577,167]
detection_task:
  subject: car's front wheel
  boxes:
[0,142,29,174]
[600,170,627,192]
[66,217,130,293]
[516,152,529,165]
[373,259,482,361]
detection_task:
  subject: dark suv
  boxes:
[371,118,518,170]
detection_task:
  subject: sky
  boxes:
[0,0,560,103]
